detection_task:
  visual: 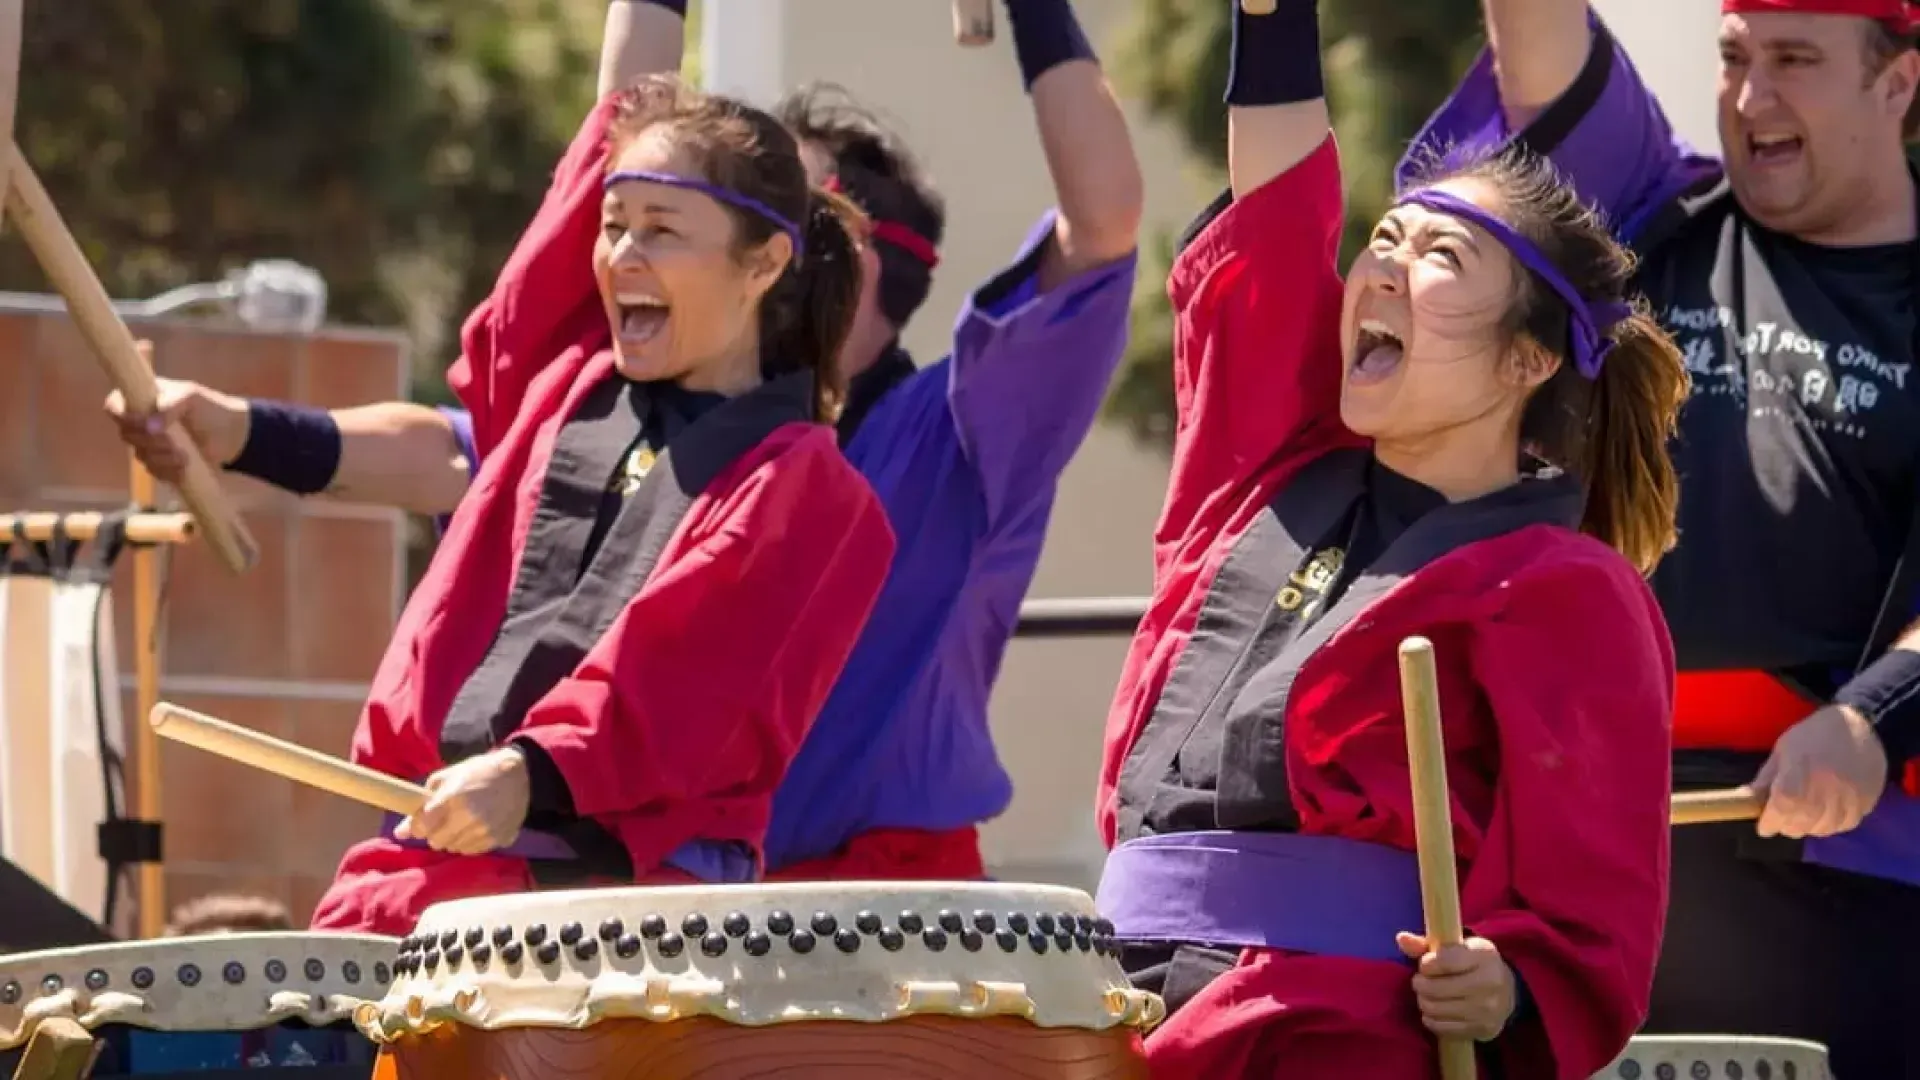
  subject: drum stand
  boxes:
[9,1018,97,1080]
[0,434,197,940]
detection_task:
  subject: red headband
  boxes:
[822,175,942,269]
[1722,0,1919,31]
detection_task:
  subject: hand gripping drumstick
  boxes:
[1397,637,1478,1080]
[953,0,994,46]
[149,702,428,817]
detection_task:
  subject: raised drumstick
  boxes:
[149,702,427,816]
[954,0,994,46]
[1397,637,1477,1080]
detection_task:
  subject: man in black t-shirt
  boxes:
[1409,0,1920,1073]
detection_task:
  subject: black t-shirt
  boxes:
[1638,194,1920,681]
[1145,458,1447,835]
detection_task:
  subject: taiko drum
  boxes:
[358,882,1162,1079]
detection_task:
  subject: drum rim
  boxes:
[0,931,399,969]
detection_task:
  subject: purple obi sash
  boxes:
[1803,789,1920,888]
[377,813,759,883]
[1094,830,1424,964]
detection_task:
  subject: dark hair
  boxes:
[1862,21,1920,139]
[165,893,293,936]
[608,75,867,423]
[776,82,947,328]
[1413,149,1688,575]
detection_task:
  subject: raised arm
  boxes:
[1225,3,1332,197]
[1482,0,1594,129]
[597,0,690,99]
[106,378,472,516]
[1154,1,1353,556]
[1401,6,1720,247]
[1008,0,1144,287]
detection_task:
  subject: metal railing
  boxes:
[1013,596,1150,639]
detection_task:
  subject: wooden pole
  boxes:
[0,511,193,545]
[1397,637,1477,1080]
[130,340,165,939]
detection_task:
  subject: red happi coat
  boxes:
[1097,138,1675,1079]
[311,92,896,936]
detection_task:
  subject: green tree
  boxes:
[1104,0,1486,450]
[4,0,607,402]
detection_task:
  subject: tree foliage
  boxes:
[4,0,611,401]
[1104,0,1486,450]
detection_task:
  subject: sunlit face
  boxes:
[799,138,887,379]
[1717,12,1919,235]
[596,125,792,384]
[1338,178,1556,448]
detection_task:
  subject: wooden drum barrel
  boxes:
[1595,1035,1832,1079]
[358,883,1163,1079]
[0,932,395,1076]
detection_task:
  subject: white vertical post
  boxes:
[699,0,788,107]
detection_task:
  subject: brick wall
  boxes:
[0,306,408,927]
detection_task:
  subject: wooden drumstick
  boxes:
[149,702,427,817]
[1397,637,1476,1080]
[953,0,994,46]
[0,145,259,575]
[1241,0,1279,15]
[1670,786,1765,826]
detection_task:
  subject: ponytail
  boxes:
[756,187,868,423]
[1569,309,1688,574]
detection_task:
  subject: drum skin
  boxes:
[373,1015,1150,1079]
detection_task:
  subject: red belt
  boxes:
[1672,670,1815,752]
[1674,669,1920,795]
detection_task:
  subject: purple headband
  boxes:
[603,169,805,260]
[1395,188,1631,380]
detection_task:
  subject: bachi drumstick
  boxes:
[1397,636,1477,1080]
[1670,786,1765,825]
[952,0,993,46]
[149,702,427,816]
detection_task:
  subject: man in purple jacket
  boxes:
[1407,0,1920,1072]
[111,0,1141,884]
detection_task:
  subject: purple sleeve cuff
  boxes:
[438,406,479,478]
[1398,12,1723,247]
[946,211,1137,524]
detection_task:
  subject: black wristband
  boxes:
[619,0,687,14]
[1004,0,1095,91]
[1833,648,1920,767]
[511,738,577,822]
[1226,0,1324,108]
[224,399,342,496]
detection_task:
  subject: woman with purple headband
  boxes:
[1091,3,1690,1077]
[304,75,894,936]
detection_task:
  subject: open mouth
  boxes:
[615,294,669,346]
[1350,318,1405,385]
[1747,132,1803,167]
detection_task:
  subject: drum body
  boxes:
[0,932,397,1077]
[360,882,1163,1079]
[1595,1035,1831,1079]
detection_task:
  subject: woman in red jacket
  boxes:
[306,76,895,936]
[1092,3,1687,1078]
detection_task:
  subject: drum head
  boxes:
[1597,1035,1831,1079]
[0,932,399,1051]
[358,881,1163,1042]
